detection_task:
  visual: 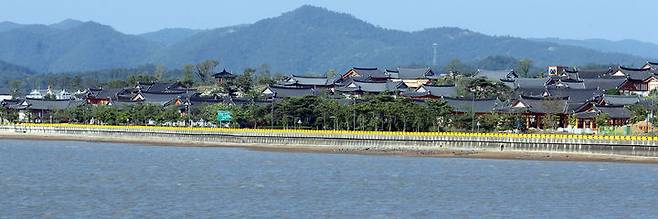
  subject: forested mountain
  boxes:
[532,38,658,60]
[140,28,204,45]
[0,59,36,90]
[0,20,160,72]
[151,5,645,73]
[0,5,650,75]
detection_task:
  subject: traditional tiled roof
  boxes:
[560,72,580,81]
[547,79,586,89]
[346,67,388,79]
[212,69,236,78]
[337,80,406,93]
[138,82,189,94]
[582,78,624,90]
[513,96,568,114]
[515,78,548,89]
[282,75,332,86]
[545,88,603,104]
[25,99,84,111]
[598,105,631,119]
[514,78,549,96]
[394,67,434,79]
[577,68,614,79]
[416,85,457,97]
[626,71,655,81]
[189,93,225,104]
[1,99,25,109]
[0,88,11,95]
[475,69,517,81]
[443,97,503,113]
[137,93,187,106]
[86,88,129,100]
[263,85,317,98]
[599,95,641,106]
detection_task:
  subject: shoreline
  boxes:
[3,132,658,164]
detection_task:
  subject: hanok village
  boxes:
[2,61,658,133]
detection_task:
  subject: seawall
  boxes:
[1,124,658,159]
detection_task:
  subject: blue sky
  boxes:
[1,0,656,43]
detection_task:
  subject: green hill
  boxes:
[0,6,649,75]
[0,21,160,72]
[152,5,646,73]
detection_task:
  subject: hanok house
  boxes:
[13,99,84,122]
[340,67,390,82]
[401,84,457,100]
[642,61,658,71]
[84,88,133,105]
[132,92,189,107]
[262,85,318,99]
[212,69,236,84]
[385,67,436,88]
[613,66,652,77]
[573,103,631,129]
[618,69,658,96]
[510,96,568,129]
[336,79,407,97]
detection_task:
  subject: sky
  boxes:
[1,0,657,43]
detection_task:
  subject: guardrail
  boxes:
[9,123,658,142]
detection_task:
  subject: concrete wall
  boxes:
[2,124,657,157]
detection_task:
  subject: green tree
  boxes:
[542,114,560,130]
[568,114,578,128]
[127,75,156,85]
[158,106,181,124]
[595,113,610,129]
[235,68,255,93]
[627,105,649,123]
[605,88,621,95]
[426,99,453,131]
[8,80,22,97]
[443,59,474,76]
[102,80,129,89]
[154,65,166,81]
[195,59,219,83]
[181,64,195,87]
[460,77,512,100]
[69,75,83,91]
[515,59,533,78]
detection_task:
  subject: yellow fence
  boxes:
[11,123,658,142]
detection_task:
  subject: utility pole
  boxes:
[271,98,274,128]
[432,43,438,67]
[471,94,475,132]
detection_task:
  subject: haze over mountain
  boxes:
[0,5,652,75]
[532,38,658,60]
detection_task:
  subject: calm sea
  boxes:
[1,139,657,218]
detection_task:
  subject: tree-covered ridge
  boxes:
[0,21,160,72]
[0,5,649,75]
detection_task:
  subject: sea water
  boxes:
[1,139,657,218]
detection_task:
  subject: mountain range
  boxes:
[0,5,655,75]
